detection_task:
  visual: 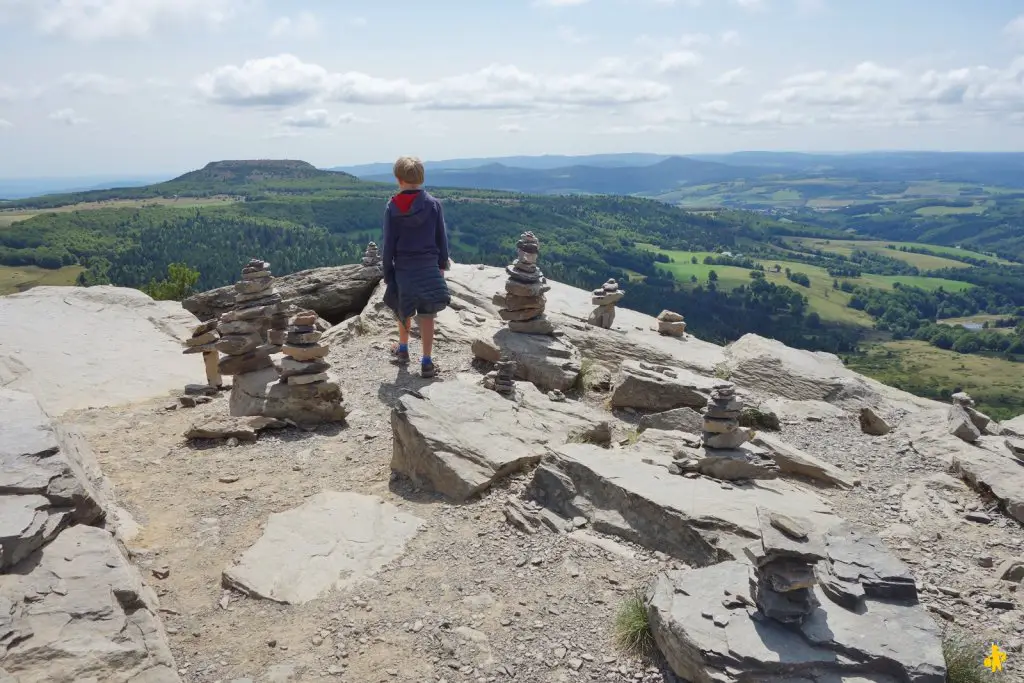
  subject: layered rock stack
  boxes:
[702,383,751,450]
[279,310,331,385]
[588,278,624,329]
[745,507,825,625]
[499,231,554,335]
[362,241,382,269]
[657,310,686,337]
[217,259,286,376]
[183,319,223,388]
[492,356,517,395]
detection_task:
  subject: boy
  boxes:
[381,155,451,379]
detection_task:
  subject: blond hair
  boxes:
[393,156,425,185]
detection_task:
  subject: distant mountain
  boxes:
[359,156,765,196]
[0,174,169,200]
[171,159,353,186]
[332,153,670,177]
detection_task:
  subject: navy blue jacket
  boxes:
[381,189,450,284]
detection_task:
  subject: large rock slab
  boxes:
[529,444,837,565]
[647,560,945,683]
[610,360,718,411]
[0,524,180,683]
[0,286,199,414]
[0,388,106,570]
[817,522,918,608]
[471,328,581,392]
[391,379,609,502]
[223,492,424,605]
[752,433,858,489]
[637,407,703,434]
[183,264,381,323]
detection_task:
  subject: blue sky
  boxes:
[0,0,1022,177]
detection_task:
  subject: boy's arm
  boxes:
[435,201,450,271]
[381,205,397,284]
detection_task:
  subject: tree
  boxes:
[141,262,200,301]
[690,256,698,264]
[708,270,719,282]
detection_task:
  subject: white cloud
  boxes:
[281,109,369,128]
[25,0,239,40]
[0,119,12,129]
[533,0,590,6]
[556,26,589,44]
[732,0,764,10]
[713,67,748,86]
[763,61,902,107]
[656,50,703,74]
[48,108,88,125]
[196,54,672,111]
[59,72,129,95]
[0,84,18,101]
[680,33,711,47]
[498,123,525,133]
[269,11,320,39]
[691,100,811,127]
[1004,14,1024,40]
[720,30,740,45]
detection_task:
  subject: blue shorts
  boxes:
[394,267,451,320]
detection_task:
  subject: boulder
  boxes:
[183,264,381,324]
[646,559,945,683]
[1001,412,1024,438]
[184,416,287,442]
[638,407,703,434]
[0,286,199,415]
[0,388,107,570]
[966,406,1001,435]
[471,328,581,392]
[0,525,180,683]
[948,404,981,443]
[687,446,780,481]
[529,444,837,565]
[610,360,718,411]
[817,522,919,608]
[632,428,702,455]
[752,433,858,489]
[859,406,892,435]
[223,492,424,605]
[391,379,610,502]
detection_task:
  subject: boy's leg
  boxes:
[394,317,412,363]
[418,313,437,377]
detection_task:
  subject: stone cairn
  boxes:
[744,507,825,625]
[499,231,554,335]
[487,355,517,395]
[182,319,223,388]
[702,383,751,450]
[657,310,686,337]
[362,241,381,268]
[279,310,331,385]
[216,259,287,376]
[588,278,624,329]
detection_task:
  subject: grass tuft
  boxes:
[613,590,655,658]
[943,632,999,683]
[572,357,597,395]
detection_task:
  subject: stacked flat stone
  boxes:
[702,383,751,450]
[362,242,382,268]
[493,356,517,395]
[744,507,825,625]
[657,310,686,337]
[588,279,625,329]
[216,259,286,376]
[279,310,332,385]
[499,231,554,335]
[182,320,223,388]
[951,391,974,408]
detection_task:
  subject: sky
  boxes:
[1,0,1023,178]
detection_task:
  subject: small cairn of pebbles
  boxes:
[182,320,223,388]
[744,507,825,625]
[657,310,686,337]
[588,278,624,329]
[279,310,331,385]
[702,383,752,450]
[216,258,286,376]
[499,231,554,335]
[489,356,517,395]
[362,241,382,268]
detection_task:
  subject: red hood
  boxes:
[391,190,422,213]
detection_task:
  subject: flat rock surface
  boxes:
[530,443,838,565]
[610,360,719,411]
[647,560,946,683]
[0,286,199,415]
[753,432,858,489]
[472,328,582,392]
[223,491,424,605]
[391,378,609,502]
[0,524,180,683]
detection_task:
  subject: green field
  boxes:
[647,247,973,327]
[0,265,84,295]
[914,204,987,216]
[0,196,237,229]
[846,340,1024,420]
[784,237,1010,267]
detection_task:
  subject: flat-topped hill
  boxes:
[173,159,355,185]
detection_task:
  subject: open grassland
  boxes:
[845,340,1024,420]
[0,265,84,295]
[914,204,987,216]
[648,247,973,327]
[784,237,1010,267]
[0,196,237,228]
